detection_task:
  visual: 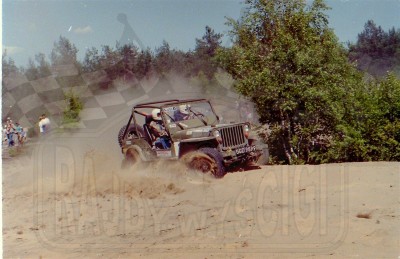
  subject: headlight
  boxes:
[244,124,250,138]
[213,130,223,143]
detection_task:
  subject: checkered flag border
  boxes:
[2,64,242,130]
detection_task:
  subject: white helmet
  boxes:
[151,108,162,121]
[179,104,189,114]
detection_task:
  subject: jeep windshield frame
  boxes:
[161,99,219,129]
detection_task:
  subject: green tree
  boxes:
[35,53,52,77]
[22,53,51,80]
[364,74,400,160]
[82,47,101,72]
[194,26,223,79]
[154,40,173,74]
[24,58,40,81]
[217,0,364,164]
[98,45,122,81]
[2,51,19,112]
[348,20,400,77]
[136,49,153,79]
[100,45,118,66]
[2,50,19,77]
[195,26,223,58]
[51,36,79,66]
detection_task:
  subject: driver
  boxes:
[149,109,170,149]
[174,104,192,121]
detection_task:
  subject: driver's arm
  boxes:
[149,121,161,136]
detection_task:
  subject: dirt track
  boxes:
[2,133,399,258]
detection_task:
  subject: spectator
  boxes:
[5,122,15,147]
[3,125,8,142]
[38,114,51,135]
[15,122,26,146]
[38,116,44,135]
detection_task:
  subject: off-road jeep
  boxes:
[118,99,269,178]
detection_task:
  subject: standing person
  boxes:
[5,122,15,147]
[38,116,44,135]
[3,125,8,142]
[15,122,26,146]
[39,114,51,135]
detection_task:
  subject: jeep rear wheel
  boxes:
[118,124,145,147]
[121,148,140,169]
[186,147,226,178]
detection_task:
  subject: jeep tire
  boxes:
[121,148,140,169]
[187,147,226,178]
[118,124,145,147]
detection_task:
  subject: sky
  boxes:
[2,0,400,67]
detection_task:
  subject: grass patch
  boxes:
[8,146,26,157]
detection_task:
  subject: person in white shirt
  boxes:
[38,114,51,135]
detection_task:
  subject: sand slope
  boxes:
[2,137,399,258]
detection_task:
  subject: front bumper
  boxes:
[221,144,266,166]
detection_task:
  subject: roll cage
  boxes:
[122,98,219,143]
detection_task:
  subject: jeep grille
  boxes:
[219,125,247,148]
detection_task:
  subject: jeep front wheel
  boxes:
[186,147,226,178]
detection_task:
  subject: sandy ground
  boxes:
[2,132,399,258]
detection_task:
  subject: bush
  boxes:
[216,0,400,164]
[63,90,83,125]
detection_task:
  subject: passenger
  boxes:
[174,104,192,121]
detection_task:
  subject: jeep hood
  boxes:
[172,122,246,140]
